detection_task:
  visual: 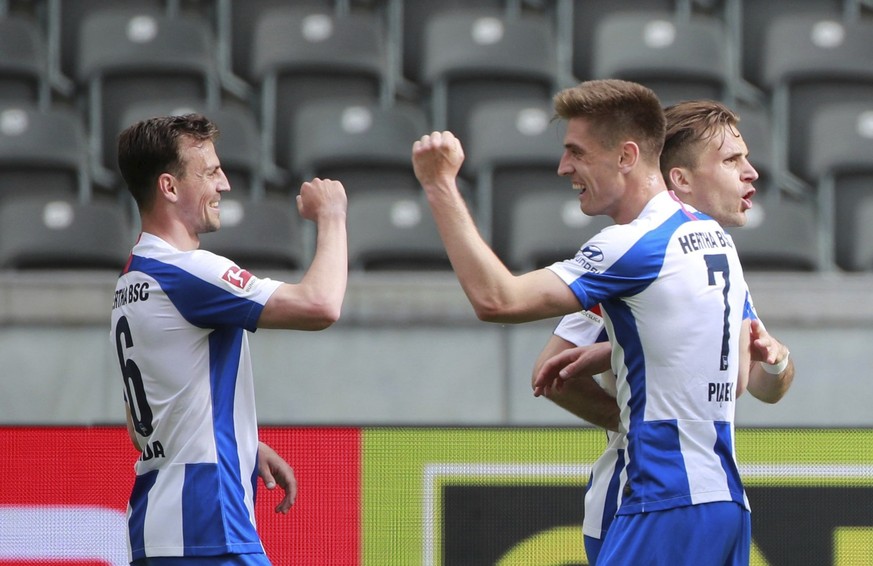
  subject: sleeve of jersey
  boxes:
[553,310,606,347]
[136,250,283,331]
[545,224,666,310]
[744,287,760,323]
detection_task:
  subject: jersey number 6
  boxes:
[115,315,154,437]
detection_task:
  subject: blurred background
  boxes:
[0,0,872,427]
[1,2,873,564]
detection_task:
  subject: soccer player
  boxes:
[531,99,796,565]
[110,114,348,565]
[412,80,753,564]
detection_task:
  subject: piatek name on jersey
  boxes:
[708,381,734,404]
[677,230,733,254]
[113,282,150,309]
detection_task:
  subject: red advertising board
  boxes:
[0,427,360,565]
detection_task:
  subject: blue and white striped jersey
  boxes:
[110,233,282,560]
[552,311,622,540]
[547,190,750,517]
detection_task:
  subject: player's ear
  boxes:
[618,141,639,172]
[668,166,692,197]
[157,172,179,203]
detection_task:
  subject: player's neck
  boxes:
[140,214,200,252]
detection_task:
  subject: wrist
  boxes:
[762,350,790,375]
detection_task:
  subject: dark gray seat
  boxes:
[0,194,130,269]
[249,5,390,178]
[0,105,90,202]
[592,10,732,106]
[421,8,559,145]
[726,196,821,272]
[0,15,50,108]
[346,189,450,271]
[761,13,873,185]
[198,196,303,271]
[290,98,428,195]
[289,98,448,270]
[804,101,873,271]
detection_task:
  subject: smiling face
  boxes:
[173,137,230,235]
[557,117,629,222]
[675,124,759,228]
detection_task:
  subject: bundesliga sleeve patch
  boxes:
[221,265,254,290]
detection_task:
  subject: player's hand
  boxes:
[749,319,788,365]
[296,177,347,223]
[411,130,465,189]
[533,342,612,397]
[258,441,298,514]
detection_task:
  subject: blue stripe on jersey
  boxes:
[607,296,648,426]
[743,290,757,321]
[129,469,159,560]
[208,328,262,551]
[714,421,745,501]
[624,421,692,514]
[180,464,262,555]
[182,463,228,550]
[601,448,625,534]
[128,256,265,332]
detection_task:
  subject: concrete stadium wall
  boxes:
[2,271,872,427]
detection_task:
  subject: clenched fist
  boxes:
[296,177,348,222]
[411,130,465,190]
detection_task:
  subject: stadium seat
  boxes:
[737,0,843,91]
[290,98,428,195]
[761,13,873,186]
[592,10,732,106]
[726,194,821,272]
[75,7,220,189]
[346,189,450,271]
[570,0,674,82]
[0,15,50,109]
[198,196,303,271]
[399,0,504,88]
[0,105,91,203]
[214,0,334,97]
[804,101,873,271]
[421,7,560,146]
[288,98,448,270]
[248,5,390,180]
[115,99,264,199]
[506,186,614,272]
[464,98,560,250]
[0,194,131,269]
[46,0,167,96]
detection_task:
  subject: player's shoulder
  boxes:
[130,234,241,284]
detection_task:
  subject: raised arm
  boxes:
[258,178,348,330]
[412,131,579,323]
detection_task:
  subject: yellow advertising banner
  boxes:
[362,428,873,566]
